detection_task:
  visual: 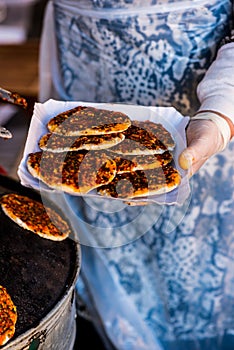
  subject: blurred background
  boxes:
[0,3,108,348]
[0,0,48,178]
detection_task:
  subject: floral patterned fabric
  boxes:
[53,0,232,116]
[69,143,234,349]
[41,1,234,349]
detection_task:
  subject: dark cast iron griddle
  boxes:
[0,174,80,342]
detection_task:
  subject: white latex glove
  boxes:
[179,112,231,176]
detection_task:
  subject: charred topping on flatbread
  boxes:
[28,105,181,199]
[27,151,42,178]
[98,165,181,199]
[133,120,175,149]
[47,106,131,136]
[0,194,71,240]
[113,151,173,173]
[0,285,17,346]
[38,132,125,152]
[109,120,175,155]
[27,150,117,194]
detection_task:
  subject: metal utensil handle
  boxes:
[0,126,12,139]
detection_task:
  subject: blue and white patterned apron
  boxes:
[40,1,234,349]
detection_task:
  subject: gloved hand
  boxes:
[179,112,231,176]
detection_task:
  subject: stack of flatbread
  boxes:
[27,105,181,200]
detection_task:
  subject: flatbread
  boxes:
[47,106,131,136]
[0,285,17,346]
[0,194,71,241]
[134,120,175,149]
[38,132,125,152]
[98,165,181,199]
[109,120,175,155]
[27,150,117,194]
[113,151,173,173]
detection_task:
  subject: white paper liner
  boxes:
[18,99,191,206]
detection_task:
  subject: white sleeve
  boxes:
[197,42,234,123]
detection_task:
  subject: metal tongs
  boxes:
[0,86,28,139]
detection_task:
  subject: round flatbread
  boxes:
[113,151,173,173]
[134,120,175,149]
[27,150,117,194]
[38,132,125,152]
[47,106,131,136]
[109,120,175,155]
[0,194,71,241]
[98,165,181,199]
[0,285,17,346]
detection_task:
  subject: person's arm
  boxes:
[179,34,234,175]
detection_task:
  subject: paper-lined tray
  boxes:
[18,99,191,206]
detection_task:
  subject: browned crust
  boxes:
[133,120,175,149]
[0,194,71,241]
[98,165,181,199]
[38,132,125,152]
[47,106,131,136]
[27,150,117,194]
[113,151,173,173]
[108,120,175,155]
[0,285,17,346]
